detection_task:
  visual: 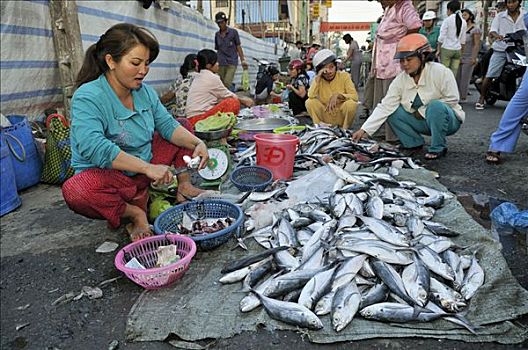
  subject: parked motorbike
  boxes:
[474,30,527,106]
[252,57,279,82]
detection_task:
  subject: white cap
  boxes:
[313,49,336,71]
[422,11,436,20]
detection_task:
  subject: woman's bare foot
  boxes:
[125,223,153,242]
[122,204,153,241]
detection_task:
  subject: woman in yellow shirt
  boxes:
[305,49,359,129]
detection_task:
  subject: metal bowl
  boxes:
[194,128,232,141]
[235,118,291,133]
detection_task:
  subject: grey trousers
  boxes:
[373,77,398,142]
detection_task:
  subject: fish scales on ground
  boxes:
[223,128,484,331]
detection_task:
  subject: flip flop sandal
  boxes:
[424,148,448,160]
[400,145,423,156]
[475,102,485,110]
[485,151,501,164]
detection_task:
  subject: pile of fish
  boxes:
[234,126,422,173]
[219,163,485,333]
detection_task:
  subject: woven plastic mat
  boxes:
[126,169,528,345]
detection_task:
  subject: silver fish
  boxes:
[371,260,418,308]
[331,282,361,332]
[417,245,455,281]
[359,283,390,309]
[242,257,273,291]
[219,265,251,284]
[298,265,338,310]
[253,290,324,330]
[338,240,413,265]
[366,195,384,219]
[401,257,430,308]
[430,277,466,312]
[460,255,485,300]
[359,216,410,247]
[327,163,364,184]
[274,249,300,271]
[443,250,464,290]
[360,302,444,322]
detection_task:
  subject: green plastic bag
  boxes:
[40,114,75,184]
[241,69,250,92]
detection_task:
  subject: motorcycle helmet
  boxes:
[394,33,432,59]
[288,59,305,71]
[313,49,336,72]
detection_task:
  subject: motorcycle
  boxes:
[252,57,279,82]
[474,30,527,106]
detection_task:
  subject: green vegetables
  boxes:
[194,112,237,132]
[149,197,173,221]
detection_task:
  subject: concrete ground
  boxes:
[1,87,527,350]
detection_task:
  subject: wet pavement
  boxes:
[1,87,527,349]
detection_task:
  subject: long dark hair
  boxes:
[447,1,463,37]
[196,49,217,72]
[462,9,475,24]
[180,54,197,79]
[75,23,159,88]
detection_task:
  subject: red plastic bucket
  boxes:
[254,133,299,180]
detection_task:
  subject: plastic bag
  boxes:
[490,202,528,236]
[241,69,250,91]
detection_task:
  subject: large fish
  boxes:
[331,282,361,332]
[252,290,324,330]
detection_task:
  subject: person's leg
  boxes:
[450,50,461,78]
[489,70,528,154]
[218,66,228,87]
[387,105,428,148]
[288,92,307,116]
[223,65,237,90]
[478,51,506,106]
[62,169,151,240]
[457,62,472,100]
[363,74,375,112]
[380,78,398,142]
[424,100,461,154]
[187,97,241,127]
[305,98,326,125]
[338,100,358,129]
[150,122,206,202]
[351,60,361,89]
[440,47,452,69]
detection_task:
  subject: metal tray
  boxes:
[235,118,291,133]
[194,128,232,141]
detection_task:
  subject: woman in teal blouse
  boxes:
[62,23,209,241]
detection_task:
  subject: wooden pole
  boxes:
[48,0,83,119]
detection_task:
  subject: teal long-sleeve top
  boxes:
[70,74,180,174]
[419,26,441,52]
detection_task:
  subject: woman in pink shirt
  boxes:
[371,0,422,141]
[185,49,253,127]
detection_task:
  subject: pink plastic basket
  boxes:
[114,234,196,290]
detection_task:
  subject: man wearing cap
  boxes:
[214,11,249,89]
[305,49,358,129]
[419,11,440,55]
